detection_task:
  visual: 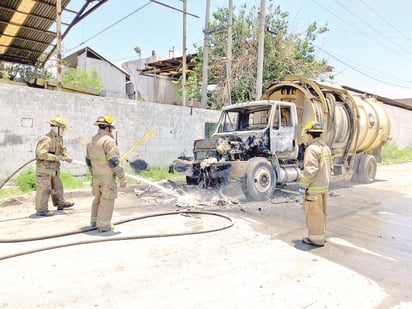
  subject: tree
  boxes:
[0,61,54,82]
[188,1,331,109]
[62,67,103,92]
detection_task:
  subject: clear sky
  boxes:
[62,0,412,100]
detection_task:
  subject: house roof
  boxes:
[139,53,198,80]
[0,0,108,66]
[63,46,130,78]
[395,98,412,110]
[343,85,412,111]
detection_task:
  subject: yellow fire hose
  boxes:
[120,127,157,162]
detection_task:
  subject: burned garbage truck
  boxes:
[171,75,391,201]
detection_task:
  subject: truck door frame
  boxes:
[269,102,298,159]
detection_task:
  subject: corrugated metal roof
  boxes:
[343,85,412,111]
[0,0,107,66]
[140,54,198,80]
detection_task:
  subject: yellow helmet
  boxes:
[48,116,68,128]
[94,115,116,128]
[305,121,324,133]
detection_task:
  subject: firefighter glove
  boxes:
[120,177,127,188]
[64,156,73,163]
[55,155,64,161]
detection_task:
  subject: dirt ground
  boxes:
[0,163,411,309]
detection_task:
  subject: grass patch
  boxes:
[0,187,24,200]
[137,167,185,182]
[0,168,90,200]
[15,168,36,192]
[382,142,412,164]
[1,166,183,200]
[60,172,89,189]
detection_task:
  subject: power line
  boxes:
[64,1,152,55]
[359,0,412,46]
[335,0,412,57]
[311,0,412,63]
[314,44,412,89]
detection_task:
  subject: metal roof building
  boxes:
[0,0,107,66]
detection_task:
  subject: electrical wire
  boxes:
[359,0,412,47]
[311,0,412,63]
[335,0,412,58]
[64,1,152,55]
[314,44,412,89]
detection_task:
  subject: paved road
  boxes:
[0,163,411,308]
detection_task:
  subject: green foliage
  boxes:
[382,142,412,163]
[187,0,331,108]
[0,62,53,82]
[138,167,185,182]
[14,168,88,193]
[174,55,203,103]
[15,168,37,192]
[62,67,104,92]
[60,173,87,189]
[0,187,23,200]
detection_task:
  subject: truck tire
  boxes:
[357,155,377,183]
[186,176,199,185]
[351,155,362,182]
[241,158,275,201]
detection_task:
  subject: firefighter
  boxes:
[86,115,127,232]
[299,121,332,246]
[35,116,74,216]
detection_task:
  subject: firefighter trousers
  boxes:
[303,192,327,245]
[90,178,118,231]
[35,171,65,213]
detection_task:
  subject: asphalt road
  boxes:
[0,163,411,309]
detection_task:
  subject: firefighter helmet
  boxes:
[94,115,116,128]
[48,116,68,129]
[305,121,324,133]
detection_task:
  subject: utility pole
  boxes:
[200,0,210,108]
[182,0,187,106]
[255,0,266,100]
[56,0,62,91]
[226,0,233,106]
[150,0,199,106]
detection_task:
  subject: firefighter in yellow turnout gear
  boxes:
[35,116,74,216]
[299,121,332,246]
[86,116,127,232]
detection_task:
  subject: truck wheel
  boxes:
[241,158,275,201]
[351,155,362,182]
[186,176,199,185]
[358,155,377,183]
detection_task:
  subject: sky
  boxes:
[61,0,412,100]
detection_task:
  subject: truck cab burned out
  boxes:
[171,100,301,200]
[170,76,390,201]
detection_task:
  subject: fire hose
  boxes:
[0,158,36,190]
[0,211,234,261]
[0,128,234,261]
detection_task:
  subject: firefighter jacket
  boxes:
[36,129,69,175]
[86,129,125,181]
[300,137,332,194]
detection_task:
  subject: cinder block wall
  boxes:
[0,83,220,178]
[385,105,412,149]
[1,83,411,179]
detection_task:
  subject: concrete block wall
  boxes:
[1,83,411,180]
[0,83,220,179]
[385,105,412,149]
